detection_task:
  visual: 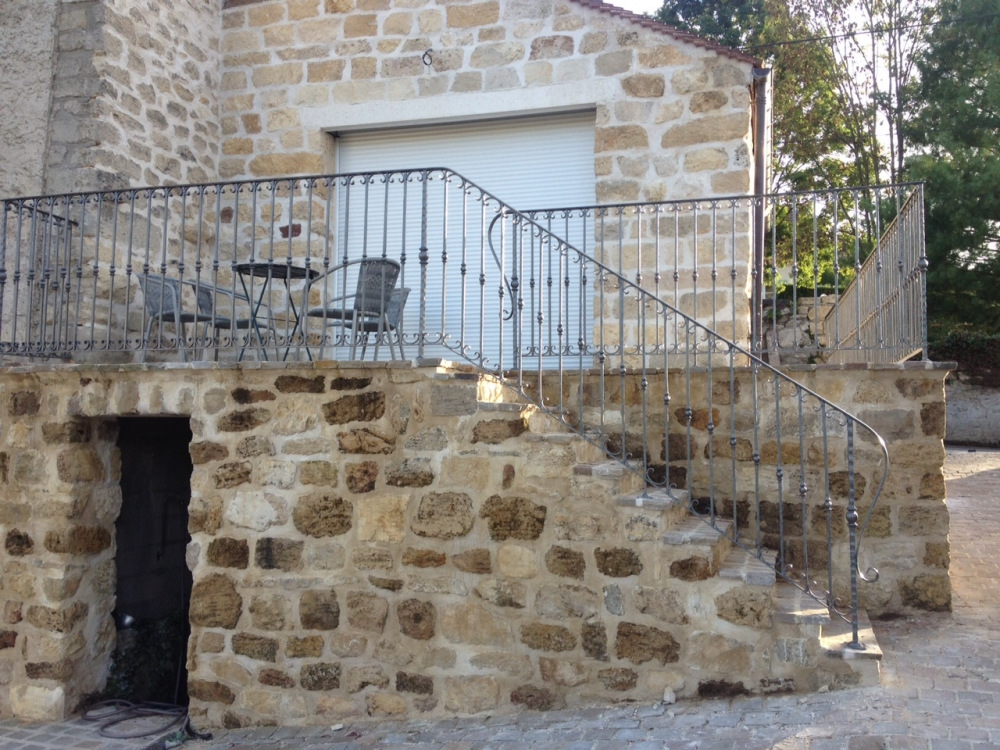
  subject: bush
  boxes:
[928,329,1000,371]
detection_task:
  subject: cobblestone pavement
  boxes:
[4,446,999,750]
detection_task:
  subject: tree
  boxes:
[655,0,876,192]
[904,0,1000,333]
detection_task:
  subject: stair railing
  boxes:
[483,206,889,650]
[1,171,888,644]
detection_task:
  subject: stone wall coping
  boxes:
[0,358,956,376]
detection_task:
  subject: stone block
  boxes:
[510,684,561,710]
[403,548,446,568]
[521,623,576,652]
[535,584,601,619]
[189,680,235,704]
[337,428,396,454]
[474,578,527,608]
[398,598,436,640]
[190,574,242,629]
[249,595,289,630]
[901,574,951,611]
[497,545,537,578]
[232,633,278,662]
[323,392,385,424]
[440,602,513,645]
[714,588,770,628]
[258,668,295,688]
[633,586,688,624]
[444,676,499,714]
[397,671,433,694]
[615,622,679,664]
[217,408,270,432]
[687,632,750,673]
[346,664,389,693]
[287,635,324,658]
[411,493,474,539]
[4,529,34,557]
[366,692,407,716]
[453,548,492,574]
[213,461,252,489]
[254,538,302,571]
[472,417,527,444]
[539,658,588,686]
[208,537,249,568]
[56,448,104,483]
[352,548,393,570]
[293,493,353,537]
[595,547,643,577]
[622,74,665,98]
[300,590,339,629]
[599,667,638,691]
[301,663,341,690]
[347,592,389,632]
[448,2,499,28]
[596,125,648,152]
[661,113,749,148]
[386,458,434,487]
[191,441,228,464]
[227,491,279,532]
[480,496,546,541]
[299,461,338,486]
[10,685,65,722]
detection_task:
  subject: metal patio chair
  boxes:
[304,258,402,360]
[136,274,265,361]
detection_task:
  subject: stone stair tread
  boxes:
[772,582,833,625]
[718,548,777,586]
[574,461,633,477]
[661,516,732,545]
[820,610,883,660]
[477,401,530,413]
[616,487,690,509]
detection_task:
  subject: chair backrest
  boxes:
[353,259,401,316]
[136,274,182,321]
[385,287,410,328]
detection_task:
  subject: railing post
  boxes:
[418,172,428,360]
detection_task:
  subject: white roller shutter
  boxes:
[336,112,595,367]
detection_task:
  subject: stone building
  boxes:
[0,0,950,730]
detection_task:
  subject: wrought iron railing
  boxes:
[522,183,928,365]
[1,171,890,645]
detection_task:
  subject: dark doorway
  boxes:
[109,417,193,705]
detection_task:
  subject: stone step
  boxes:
[659,517,733,573]
[772,582,833,625]
[573,460,646,495]
[718,547,777,587]
[820,609,883,661]
[616,487,691,529]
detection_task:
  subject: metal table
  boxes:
[235,261,320,360]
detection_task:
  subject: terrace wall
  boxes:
[0,361,949,724]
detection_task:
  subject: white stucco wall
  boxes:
[0,0,60,197]
[946,373,1000,446]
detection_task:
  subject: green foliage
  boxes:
[928,329,1000,371]
[904,0,1000,333]
[103,611,188,705]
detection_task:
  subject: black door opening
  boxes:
[109,417,193,705]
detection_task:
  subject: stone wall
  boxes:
[2,0,222,195]
[0,0,60,197]
[945,371,1000,446]
[95,0,221,187]
[0,361,949,724]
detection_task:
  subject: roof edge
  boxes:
[570,0,762,67]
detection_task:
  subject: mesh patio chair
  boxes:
[304,258,402,360]
[136,274,265,361]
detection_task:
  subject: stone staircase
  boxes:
[474,373,883,698]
